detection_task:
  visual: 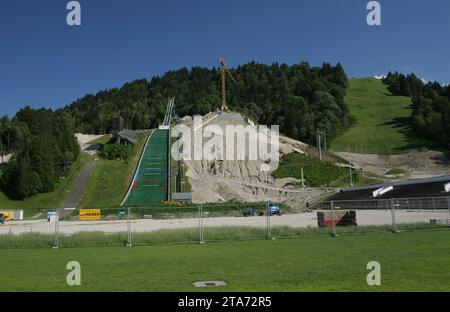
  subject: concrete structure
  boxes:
[113,129,142,145]
[112,116,124,132]
[171,192,192,202]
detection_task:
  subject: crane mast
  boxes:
[218,58,237,112]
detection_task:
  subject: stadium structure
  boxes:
[316,175,450,210]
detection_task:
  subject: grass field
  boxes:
[273,153,381,187]
[0,230,448,291]
[78,131,149,208]
[0,153,91,210]
[331,78,435,154]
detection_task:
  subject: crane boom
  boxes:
[218,58,237,112]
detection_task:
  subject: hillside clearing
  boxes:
[331,78,434,154]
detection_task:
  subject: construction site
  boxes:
[106,59,343,210]
[1,59,450,248]
[2,1,450,294]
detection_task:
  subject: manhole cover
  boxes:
[193,280,227,288]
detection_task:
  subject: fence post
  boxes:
[126,207,132,247]
[330,201,338,237]
[447,196,450,223]
[390,198,399,233]
[53,208,59,249]
[266,202,272,240]
[199,205,204,244]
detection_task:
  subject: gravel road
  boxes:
[1,210,448,235]
[60,162,96,212]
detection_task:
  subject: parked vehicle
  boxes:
[47,210,57,222]
[268,204,281,216]
[243,208,256,217]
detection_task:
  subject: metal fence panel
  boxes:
[128,206,200,245]
[0,208,54,248]
[57,207,128,248]
[1,196,449,249]
[201,203,268,242]
[391,198,450,230]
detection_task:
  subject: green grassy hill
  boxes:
[273,152,381,188]
[78,131,149,208]
[331,78,434,154]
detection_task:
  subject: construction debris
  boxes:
[179,112,335,210]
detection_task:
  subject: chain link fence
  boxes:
[315,196,450,235]
[1,197,449,248]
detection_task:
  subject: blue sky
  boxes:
[1,0,449,117]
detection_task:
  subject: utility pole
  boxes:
[301,162,305,188]
[316,132,319,150]
[361,144,365,177]
[317,131,322,161]
[0,140,3,164]
[348,146,353,186]
[349,165,353,187]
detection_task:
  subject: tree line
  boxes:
[1,60,350,200]
[383,72,450,148]
[0,108,80,199]
[63,61,351,145]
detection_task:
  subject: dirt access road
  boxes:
[2,210,448,235]
[59,162,96,213]
[336,150,450,179]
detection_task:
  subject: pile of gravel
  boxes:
[210,112,247,127]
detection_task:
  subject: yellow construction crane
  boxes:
[218,58,237,112]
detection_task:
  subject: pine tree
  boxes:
[12,153,32,199]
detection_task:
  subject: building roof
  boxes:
[341,175,450,192]
[113,130,142,145]
[329,175,450,201]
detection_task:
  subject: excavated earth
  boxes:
[335,150,450,179]
[178,112,335,210]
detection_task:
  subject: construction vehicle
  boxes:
[218,58,237,112]
[161,200,182,206]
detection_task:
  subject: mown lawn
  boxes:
[1,230,449,291]
[331,78,435,154]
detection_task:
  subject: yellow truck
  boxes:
[0,211,15,222]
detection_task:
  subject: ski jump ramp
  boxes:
[121,99,173,207]
[121,129,170,206]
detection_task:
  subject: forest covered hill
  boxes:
[63,61,350,146]
[1,60,350,200]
